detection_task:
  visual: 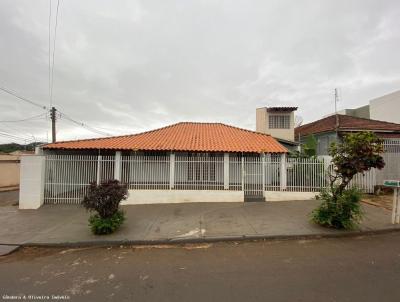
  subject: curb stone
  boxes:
[5,227,400,249]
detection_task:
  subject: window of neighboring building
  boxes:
[269,115,290,129]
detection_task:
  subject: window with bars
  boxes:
[187,153,216,182]
[268,115,290,129]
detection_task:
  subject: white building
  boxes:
[337,90,400,124]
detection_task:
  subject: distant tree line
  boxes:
[0,142,44,153]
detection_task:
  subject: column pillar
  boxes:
[96,155,102,185]
[19,155,46,209]
[169,152,175,189]
[223,153,229,190]
[114,151,122,181]
[280,153,287,191]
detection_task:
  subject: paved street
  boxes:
[1,233,400,302]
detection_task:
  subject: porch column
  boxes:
[280,153,287,191]
[19,155,46,209]
[96,155,102,185]
[261,153,265,192]
[114,151,122,181]
[169,152,175,189]
[223,153,229,190]
[241,156,245,191]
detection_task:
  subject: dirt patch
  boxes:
[362,193,393,210]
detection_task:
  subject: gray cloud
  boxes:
[0,0,399,143]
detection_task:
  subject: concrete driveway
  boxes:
[0,200,398,246]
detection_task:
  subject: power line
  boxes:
[59,111,113,136]
[50,0,61,107]
[0,131,36,143]
[0,86,47,110]
[0,85,113,139]
[0,113,47,123]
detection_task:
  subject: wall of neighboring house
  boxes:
[299,132,337,156]
[256,108,295,141]
[369,90,400,124]
[0,155,20,189]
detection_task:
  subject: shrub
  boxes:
[89,210,125,235]
[82,180,128,235]
[312,187,362,229]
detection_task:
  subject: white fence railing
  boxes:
[44,154,327,204]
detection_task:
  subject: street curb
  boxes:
[10,227,400,249]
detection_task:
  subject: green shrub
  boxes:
[89,210,125,235]
[312,186,363,229]
[82,180,128,235]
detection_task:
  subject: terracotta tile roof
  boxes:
[43,122,287,153]
[295,115,400,137]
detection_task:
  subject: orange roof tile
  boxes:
[43,122,287,153]
[295,115,400,137]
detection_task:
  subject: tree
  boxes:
[303,135,317,158]
[329,132,385,198]
[312,131,385,229]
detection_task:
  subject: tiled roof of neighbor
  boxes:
[295,114,400,137]
[43,122,287,153]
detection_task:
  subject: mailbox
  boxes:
[383,180,400,224]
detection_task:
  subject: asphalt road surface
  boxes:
[1,233,400,302]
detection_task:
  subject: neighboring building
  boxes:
[256,106,297,140]
[336,90,400,124]
[369,90,400,124]
[295,114,400,155]
[0,154,20,190]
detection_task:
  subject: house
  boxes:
[295,114,400,155]
[32,122,290,205]
[335,89,400,124]
[256,106,299,151]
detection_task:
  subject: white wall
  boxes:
[264,191,317,201]
[19,155,46,209]
[122,190,244,205]
[369,90,400,124]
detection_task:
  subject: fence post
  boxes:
[261,153,265,192]
[96,155,102,185]
[19,155,46,209]
[241,156,245,191]
[114,151,121,181]
[224,153,229,190]
[280,153,287,191]
[169,152,175,189]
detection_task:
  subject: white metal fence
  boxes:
[44,154,327,204]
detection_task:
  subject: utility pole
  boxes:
[50,106,57,143]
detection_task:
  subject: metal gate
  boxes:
[243,157,265,202]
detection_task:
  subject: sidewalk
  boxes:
[0,200,399,246]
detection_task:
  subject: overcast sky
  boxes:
[0,0,399,144]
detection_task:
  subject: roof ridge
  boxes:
[45,121,274,146]
[338,114,400,126]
